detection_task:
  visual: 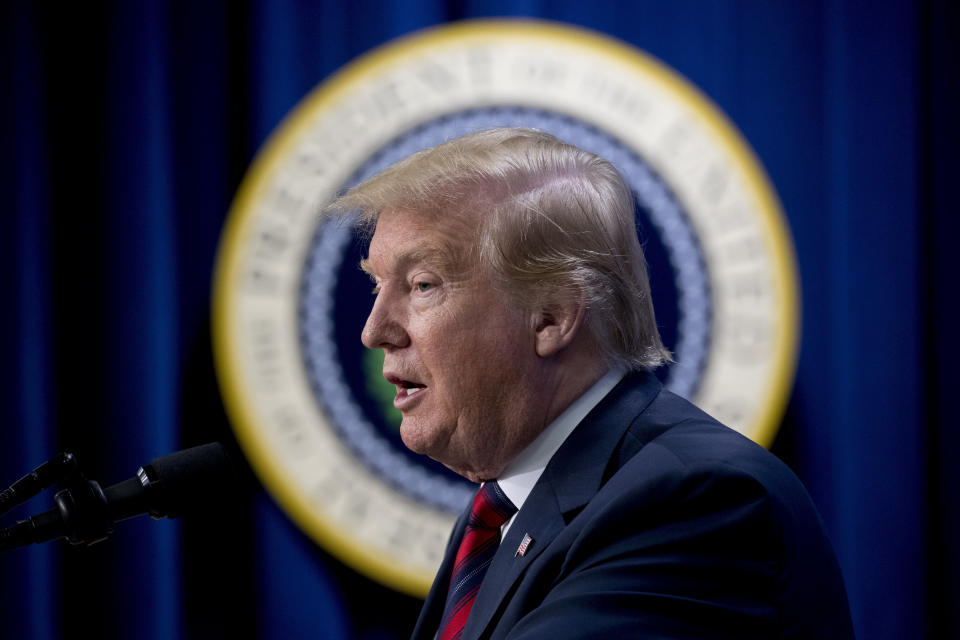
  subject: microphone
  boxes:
[0,443,234,552]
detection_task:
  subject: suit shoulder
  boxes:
[620,388,801,496]
[597,390,854,637]
[607,387,836,574]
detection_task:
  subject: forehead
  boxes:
[364,208,477,275]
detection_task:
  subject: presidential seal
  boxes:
[212,20,800,597]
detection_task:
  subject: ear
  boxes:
[534,298,587,358]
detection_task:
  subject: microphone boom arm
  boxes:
[0,443,232,552]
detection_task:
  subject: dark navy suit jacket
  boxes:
[411,372,854,639]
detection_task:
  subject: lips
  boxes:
[385,374,427,408]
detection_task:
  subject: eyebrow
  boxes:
[360,245,470,280]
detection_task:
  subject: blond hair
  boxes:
[330,128,670,370]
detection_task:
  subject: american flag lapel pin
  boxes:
[515,533,533,557]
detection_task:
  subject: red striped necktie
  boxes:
[437,481,517,640]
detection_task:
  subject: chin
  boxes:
[398,418,446,458]
[398,424,428,455]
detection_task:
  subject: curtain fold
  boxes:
[2,2,59,639]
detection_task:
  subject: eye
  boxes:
[415,281,434,293]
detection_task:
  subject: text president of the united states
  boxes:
[330,128,854,639]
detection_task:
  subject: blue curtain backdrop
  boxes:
[1,1,956,639]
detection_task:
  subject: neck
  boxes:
[543,334,608,421]
[486,351,606,480]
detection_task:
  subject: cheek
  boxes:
[416,297,531,408]
[455,335,531,412]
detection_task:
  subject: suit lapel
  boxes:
[461,372,663,640]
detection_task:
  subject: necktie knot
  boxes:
[469,481,517,531]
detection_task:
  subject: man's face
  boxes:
[361,208,545,482]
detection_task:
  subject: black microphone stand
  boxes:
[0,452,79,517]
[0,452,115,551]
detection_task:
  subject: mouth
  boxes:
[386,375,428,407]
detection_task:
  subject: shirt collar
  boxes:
[496,369,625,533]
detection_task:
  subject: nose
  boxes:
[361,288,410,350]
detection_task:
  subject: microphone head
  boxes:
[140,443,235,519]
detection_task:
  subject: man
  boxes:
[332,128,853,639]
